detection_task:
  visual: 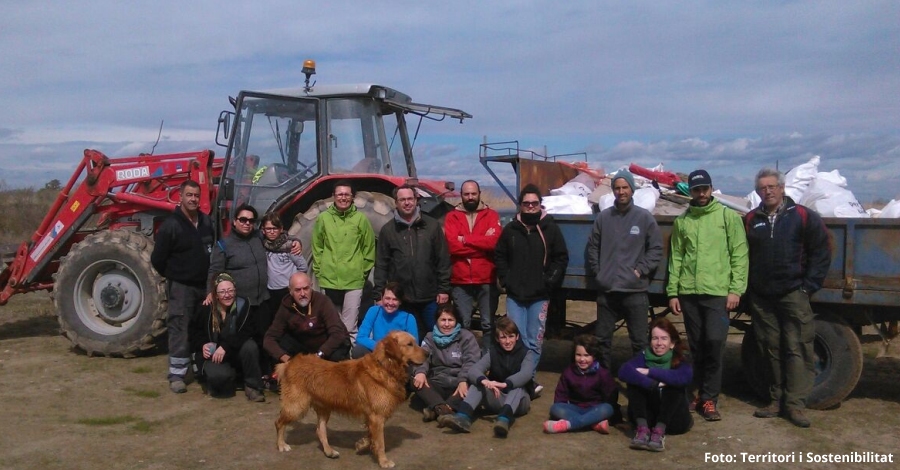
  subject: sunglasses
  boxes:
[520,201,541,208]
[236,217,256,224]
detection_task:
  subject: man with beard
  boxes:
[587,170,662,371]
[264,272,350,362]
[311,180,376,343]
[667,170,748,422]
[444,180,501,350]
[151,180,214,394]
[374,184,451,341]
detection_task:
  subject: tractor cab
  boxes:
[215,60,471,223]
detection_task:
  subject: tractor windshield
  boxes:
[227,94,320,213]
[325,98,410,178]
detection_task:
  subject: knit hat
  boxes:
[519,183,542,203]
[688,169,712,189]
[611,169,636,192]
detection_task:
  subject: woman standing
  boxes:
[412,303,481,423]
[191,273,265,402]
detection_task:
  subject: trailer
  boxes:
[482,143,900,409]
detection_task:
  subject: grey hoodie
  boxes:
[586,200,662,292]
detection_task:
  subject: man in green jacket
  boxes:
[312,180,376,343]
[667,169,748,422]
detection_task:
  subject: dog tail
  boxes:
[274,362,287,384]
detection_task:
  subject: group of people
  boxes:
[150,164,831,450]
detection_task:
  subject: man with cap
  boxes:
[587,170,663,371]
[667,169,748,421]
[744,168,831,428]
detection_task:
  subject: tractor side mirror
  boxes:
[216,111,233,147]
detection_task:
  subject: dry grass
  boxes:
[0,183,56,245]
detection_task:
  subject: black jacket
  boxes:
[374,211,450,303]
[190,296,255,358]
[744,196,831,297]
[151,207,213,286]
[495,212,569,303]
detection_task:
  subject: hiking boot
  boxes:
[169,380,187,394]
[531,383,544,399]
[493,417,510,438]
[698,400,721,421]
[440,413,472,433]
[786,409,811,428]
[648,427,666,452]
[753,403,781,419]
[422,408,437,422]
[630,425,650,450]
[245,387,265,403]
[591,420,610,434]
[543,419,570,434]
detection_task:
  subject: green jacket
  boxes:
[312,204,376,290]
[666,198,748,298]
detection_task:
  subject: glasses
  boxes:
[757,185,781,193]
[397,197,416,203]
[262,226,281,232]
[216,289,236,296]
[236,217,256,224]
[520,201,540,208]
[334,193,353,199]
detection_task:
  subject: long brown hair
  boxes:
[648,317,688,368]
[211,273,235,334]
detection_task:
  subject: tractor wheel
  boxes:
[288,191,395,289]
[740,314,863,410]
[54,230,167,357]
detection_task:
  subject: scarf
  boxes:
[644,348,673,369]
[575,360,601,376]
[263,232,290,252]
[432,324,461,348]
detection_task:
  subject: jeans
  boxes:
[595,291,650,371]
[405,300,438,341]
[505,297,549,356]
[748,289,816,410]
[549,402,614,430]
[679,294,730,402]
[452,284,494,350]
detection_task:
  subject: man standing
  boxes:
[263,272,351,363]
[445,180,501,349]
[745,168,831,428]
[667,169,748,421]
[587,170,662,370]
[374,184,450,340]
[311,180,376,341]
[151,180,214,394]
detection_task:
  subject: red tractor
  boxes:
[0,61,470,357]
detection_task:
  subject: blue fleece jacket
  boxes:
[355,305,419,352]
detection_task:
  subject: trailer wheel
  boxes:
[740,315,863,410]
[54,230,167,357]
[288,191,395,289]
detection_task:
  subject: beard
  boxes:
[462,198,479,212]
[296,298,310,308]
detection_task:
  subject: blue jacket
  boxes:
[356,305,419,352]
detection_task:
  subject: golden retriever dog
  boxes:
[275,330,426,468]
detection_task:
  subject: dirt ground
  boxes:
[1,292,898,470]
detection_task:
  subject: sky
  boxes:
[1,1,898,203]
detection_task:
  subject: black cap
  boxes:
[688,169,712,189]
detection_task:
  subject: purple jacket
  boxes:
[618,352,693,391]
[553,362,617,408]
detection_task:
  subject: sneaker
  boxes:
[648,428,666,452]
[439,413,472,433]
[169,380,187,394]
[532,383,544,399]
[630,425,651,450]
[786,409,811,428]
[591,420,610,434]
[753,403,781,419]
[422,408,437,422]
[493,417,510,438]
[245,387,265,403]
[698,400,722,421]
[542,420,570,434]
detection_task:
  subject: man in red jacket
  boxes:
[445,180,502,351]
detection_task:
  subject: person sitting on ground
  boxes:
[412,302,481,424]
[191,273,266,402]
[439,316,538,438]
[619,317,694,452]
[543,334,617,434]
[351,282,419,358]
[263,272,350,363]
